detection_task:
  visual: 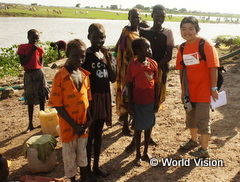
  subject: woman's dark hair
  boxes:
[132,37,149,55]
[180,16,200,32]
[66,39,86,57]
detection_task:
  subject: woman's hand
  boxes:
[211,90,219,101]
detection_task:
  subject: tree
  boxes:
[172,8,178,12]
[135,4,144,10]
[143,7,150,10]
[179,8,187,13]
[76,3,81,8]
[110,5,118,9]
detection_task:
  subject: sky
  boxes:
[0,0,239,14]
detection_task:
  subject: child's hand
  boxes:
[73,124,86,137]
[32,43,38,50]
[154,102,159,113]
[128,104,135,115]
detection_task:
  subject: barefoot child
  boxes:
[48,39,92,182]
[115,8,141,136]
[125,4,175,151]
[176,17,219,158]
[140,4,174,105]
[82,23,116,177]
[126,37,159,165]
[17,29,49,132]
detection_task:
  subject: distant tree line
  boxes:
[75,3,228,15]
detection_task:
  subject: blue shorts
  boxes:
[133,102,155,130]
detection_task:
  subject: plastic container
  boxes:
[27,148,57,173]
[39,108,59,136]
[24,135,58,174]
[56,125,62,141]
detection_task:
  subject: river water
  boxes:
[1,17,240,48]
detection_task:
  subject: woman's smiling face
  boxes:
[180,23,198,44]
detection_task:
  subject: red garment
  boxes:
[176,38,219,102]
[126,58,158,105]
[17,43,44,70]
[20,175,65,182]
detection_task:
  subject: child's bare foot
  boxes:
[125,140,135,153]
[93,167,109,177]
[23,126,34,134]
[134,156,142,166]
[149,137,158,146]
[142,153,152,162]
[122,128,133,136]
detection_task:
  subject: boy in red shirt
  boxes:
[17,29,49,133]
[126,37,159,165]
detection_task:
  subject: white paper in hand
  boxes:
[211,91,227,109]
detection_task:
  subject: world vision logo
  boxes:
[144,72,154,81]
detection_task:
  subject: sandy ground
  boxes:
[0,48,239,182]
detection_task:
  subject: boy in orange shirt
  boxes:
[48,39,92,182]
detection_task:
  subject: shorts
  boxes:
[24,69,49,105]
[186,102,210,134]
[134,102,155,130]
[62,137,88,178]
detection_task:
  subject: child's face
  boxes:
[88,28,106,49]
[139,40,152,58]
[129,11,141,27]
[180,23,198,43]
[28,32,40,44]
[152,10,166,26]
[67,46,86,69]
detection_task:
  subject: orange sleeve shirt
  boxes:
[176,38,219,102]
[48,67,92,143]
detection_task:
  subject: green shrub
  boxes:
[0,42,64,79]
[0,45,22,78]
[215,35,240,46]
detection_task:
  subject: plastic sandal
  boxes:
[179,139,199,150]
[189,147,209,158]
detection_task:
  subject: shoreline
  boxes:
[0,4,240,23]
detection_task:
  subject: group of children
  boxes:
[13,4,220,182]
